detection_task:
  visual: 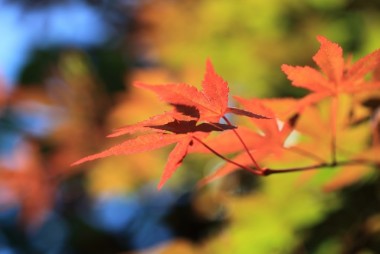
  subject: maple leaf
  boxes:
[282,35,380,113]
[158,137,192,189]
[108,106,197,138]
[233,97,294,151]
[73,59,269,189]
[198,98,294,185]
[72,116,235,189]
[189,126,263,154]
[290,97,379,190]
[322,147,380,192]
[71,133,186,166]
[72,133,186,189]
[135,59,268,122]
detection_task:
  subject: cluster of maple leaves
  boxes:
[73,36,380,190]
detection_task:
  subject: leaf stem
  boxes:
[192,136,263,176]
[222,116,262,170]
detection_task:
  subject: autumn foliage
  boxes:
[73,36,380,191]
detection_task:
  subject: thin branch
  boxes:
[263,159,376,176]
[192,136,263,176]
[222,116,262,170]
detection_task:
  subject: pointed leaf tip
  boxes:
[226,107,271,119]
[157,139,191,190]
[281,64,291,71]
[313,35,344,82]
[205,58,215,71]
[316,35,328,44]
[281,64,293,76]
[201,58,229,117]
[71,134,184,168]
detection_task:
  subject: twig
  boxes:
[263,159,375,176]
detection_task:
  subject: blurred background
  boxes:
[1,0,380,253]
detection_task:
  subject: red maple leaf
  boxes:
[135,59,267,122]
[72,59,269,189]
[282,35,380,113]
[72,120,234,189]
[107,107,197,138]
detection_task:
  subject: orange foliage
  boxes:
[2,35,379,227]
[73,35,380,193]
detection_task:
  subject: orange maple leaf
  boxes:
[198,98,293,185]
[282,35,380,113]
